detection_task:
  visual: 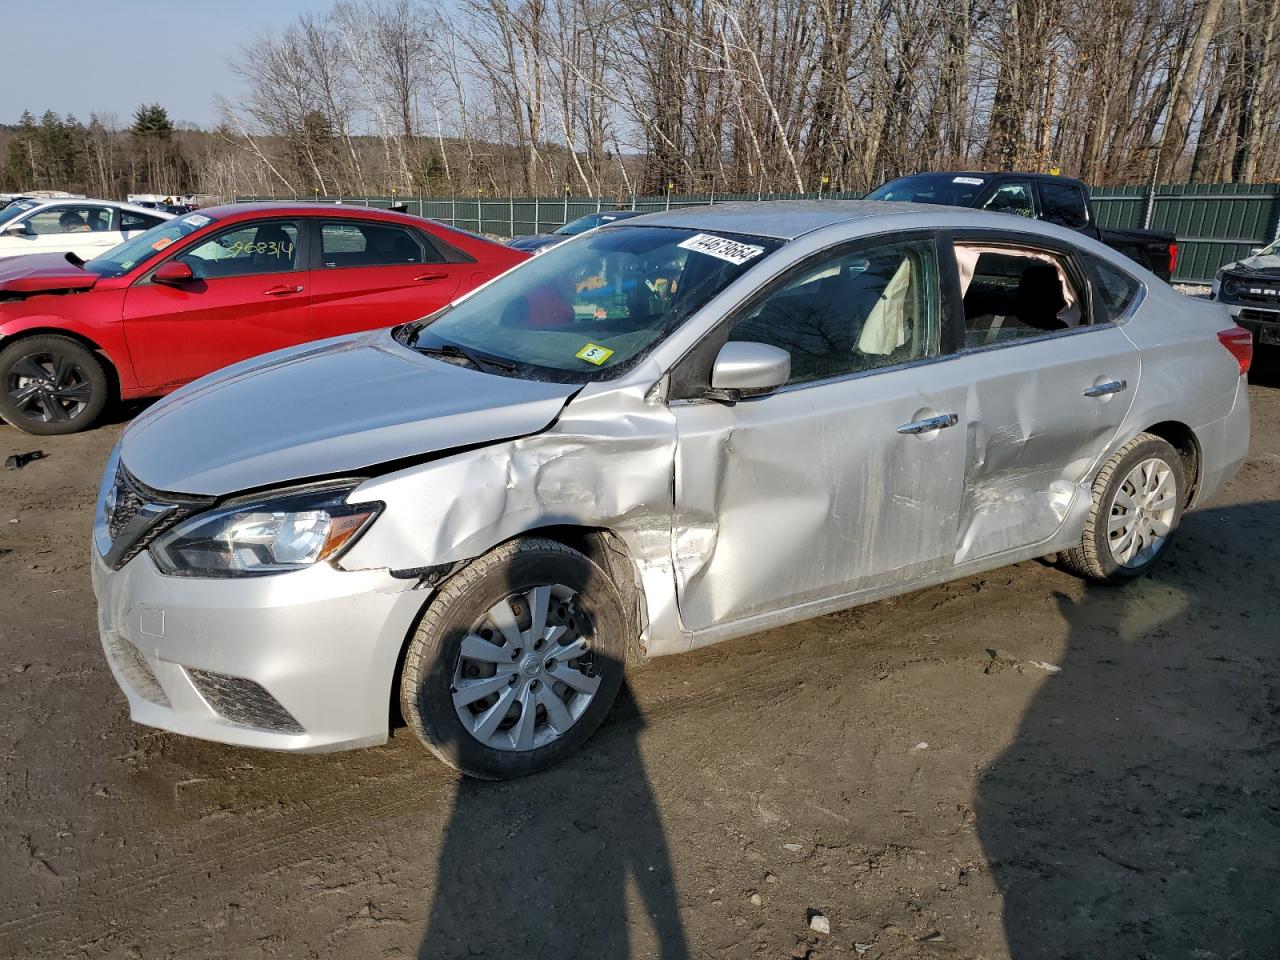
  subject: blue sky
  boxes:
[1,0,336,128]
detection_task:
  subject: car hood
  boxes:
[1223,252,1280,278]
[0,252,97,296]
[120,330,580,496]
[507,234,562,252]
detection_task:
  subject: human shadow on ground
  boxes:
[977,500,1280,958]
[416,601,688,960]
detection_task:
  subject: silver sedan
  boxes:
[91,201,1252,778]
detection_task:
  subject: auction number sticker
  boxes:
[677,233,765,265]
[183,213,212,227]
[575,342,614,365]
[953,176,985,185]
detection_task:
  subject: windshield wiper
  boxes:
[415,341,517,375]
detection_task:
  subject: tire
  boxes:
[1061,432,1186,583]
[0,335,109,435]
[400,537,628,779]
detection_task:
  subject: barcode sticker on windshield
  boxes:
[953,176,985,185]
[183,213,211,227]
[677,233,765,265]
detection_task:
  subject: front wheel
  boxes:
[0,335,109,435]
[399,538,628,779]
[1062,432,1186,583]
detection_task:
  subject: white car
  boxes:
[0,199,172,261]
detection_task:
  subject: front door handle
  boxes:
[1083,379,1127,398]
[897,412,959,435]
[263,284,304,296]
[414,272,450,283]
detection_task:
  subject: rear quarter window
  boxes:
[1089,256,1143,321]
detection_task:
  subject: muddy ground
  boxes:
[1,365,1278,960]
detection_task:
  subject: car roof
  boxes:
[885,170,1087,186]
[198,202,434,228]
[613,199,970,241]
[9,198,175,219]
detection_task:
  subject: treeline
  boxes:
[3,0,1279,200]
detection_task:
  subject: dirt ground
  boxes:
[2,363,1279,960]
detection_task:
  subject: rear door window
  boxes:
[956,244,1087,347]
[982,183,1035,218]
[1038,183,1089,230]
[319,221,440,268]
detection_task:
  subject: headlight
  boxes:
[150,483,381,578]
[1223,276,1242,299]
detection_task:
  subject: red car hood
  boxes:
[0,253,98,295]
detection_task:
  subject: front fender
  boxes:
[339,386,688,656]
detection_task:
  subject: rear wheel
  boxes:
[0,335,109,435]
[1062,432,1186,583]
[399,538,627,779]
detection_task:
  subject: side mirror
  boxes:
[1248,247,1263,258]
[3,223,30,237]
[704,341,790,403]
[153,260,194,285]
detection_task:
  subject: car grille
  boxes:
[186,669,305,734]
[1240,308,1280,324]
[98,464,208,570]
[103,631,170,706]
[1223,274,1280,305]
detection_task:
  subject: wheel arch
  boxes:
[0,325,124,403]
[1139,420,1201,506]
[385,522,650,733]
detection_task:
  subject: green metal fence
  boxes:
[239,184,1280,284]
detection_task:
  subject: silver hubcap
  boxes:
[1107,457,1177,568]
[451,584,601,752]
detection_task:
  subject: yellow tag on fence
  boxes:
[575,343,614,365]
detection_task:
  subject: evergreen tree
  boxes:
[131,103,173,140]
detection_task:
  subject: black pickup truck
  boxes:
[866,172,1178,282]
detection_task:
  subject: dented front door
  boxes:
[669,367,969,633]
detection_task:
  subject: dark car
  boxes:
[507,209,644,254]
[1212,238,1280,348]
[866,172,1179,282]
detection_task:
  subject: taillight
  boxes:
[1217,326,1253,375]
[1168,242,1178,277]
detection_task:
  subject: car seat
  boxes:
[250,225,295,271]
[1012,263,1067,331]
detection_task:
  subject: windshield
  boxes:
[554,213,609,237]
[866,173,988,206]
[403,225,780,381]
[0,200,38,227]
[84,212,216,278]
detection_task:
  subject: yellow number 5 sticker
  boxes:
[575,343,614,365]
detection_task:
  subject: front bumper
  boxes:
[1218,292,1280,341]
[92,551,430,752]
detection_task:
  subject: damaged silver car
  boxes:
[92,202,1253,778]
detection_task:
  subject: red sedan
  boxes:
[0,203,527,434]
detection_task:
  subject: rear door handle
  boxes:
[263,284,304,296]
[414,272,450,283]
[1083,379,1127,398]
[896,412,959,435]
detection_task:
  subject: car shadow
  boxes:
[976,500,1280,958]
[416,679,688,959]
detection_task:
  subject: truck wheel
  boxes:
[1061,432,1186,583]
[0,335,109,435]
[400,538,628,779]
